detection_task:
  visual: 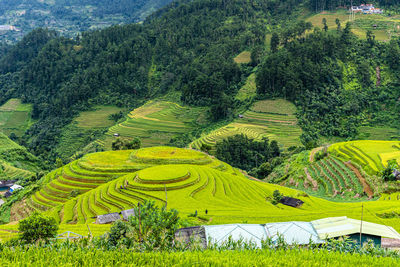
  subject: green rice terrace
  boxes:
[0,99,34,137]
[0,145,398,241]
[190,99,302,152]
[97,101,207,149]
[329,140,400,175]
[304,155,366,198]
[0,132,40,181]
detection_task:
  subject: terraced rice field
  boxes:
[191,99,301,152]
[28,147,231,215]
[0,161,33,180]
[100,101,206,148]
[74,105,122,128]
[3,146,400,236]
[0,98,33,137]
[305,156,365,197]
[329,140,400,175]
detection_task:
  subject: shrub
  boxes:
[18,212,58,244]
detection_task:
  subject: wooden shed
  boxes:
[280,196,304,208]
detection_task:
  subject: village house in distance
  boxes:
[351,4,383,14]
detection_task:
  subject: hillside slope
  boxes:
[190,99,301,152]
[6,146,394,234]
[0,0,173,43]
[0,132,41,181]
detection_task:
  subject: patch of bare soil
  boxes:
[304,167,318,191]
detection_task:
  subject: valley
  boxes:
[0,0,399,264]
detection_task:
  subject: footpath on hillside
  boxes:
[344,162,374,198]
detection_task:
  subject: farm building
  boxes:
[176,222,324,248]
[96,212,121,224]
[280,196,304,208]
[311,216,400,246]
[9,184,23,193]
[176,217,400,248]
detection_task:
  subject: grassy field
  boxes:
[99,100,207,149]
[235,73,256,101]
[0,247,398,265]
[0,146,393,240]
[190,99,302,152]
[54,106,123,160]
[305,9,400,41]
[357,126,400,140]
[233,51,251,64]
[329,140,400,175]
[0,98,34,137]
[74,106,123,128]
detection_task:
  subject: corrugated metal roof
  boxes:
[311,216,400,239]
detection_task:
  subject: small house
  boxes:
[280,196,304,208]
[311,216,400,246]
[4,191,12,198]
[113,133,120,137]
[238,114,244,118]
[96,212,121,224]
[9,184,23,193]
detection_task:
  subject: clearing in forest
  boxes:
[233,51,251,64]
[305,9,400,41]
[75,106,123,128]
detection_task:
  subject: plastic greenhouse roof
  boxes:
[311,216,400,240]
[203,222,325,248]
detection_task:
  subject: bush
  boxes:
[18,212,58,244]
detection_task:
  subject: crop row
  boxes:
[306,157,364,197]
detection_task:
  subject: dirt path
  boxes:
[304,168,318,191]
[309,146,324,162]
[344,161,374,198]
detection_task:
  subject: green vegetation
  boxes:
[191,99,302,153]
[101,101,207,149]
[0,132,40,181]
[0,0,174,43]
[18,212,58,244]
[0,98,34,137]
[233,51,251,64]
[235,73,257,101]
[0,246,397,266]
[75,106,123,129]
[329,140,400,174]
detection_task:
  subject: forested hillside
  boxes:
[0,0,400,164]
[257,21,400,147]
[0,0,173,43]
[0,0,302,161]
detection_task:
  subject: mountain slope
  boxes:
[0,0,173,43]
